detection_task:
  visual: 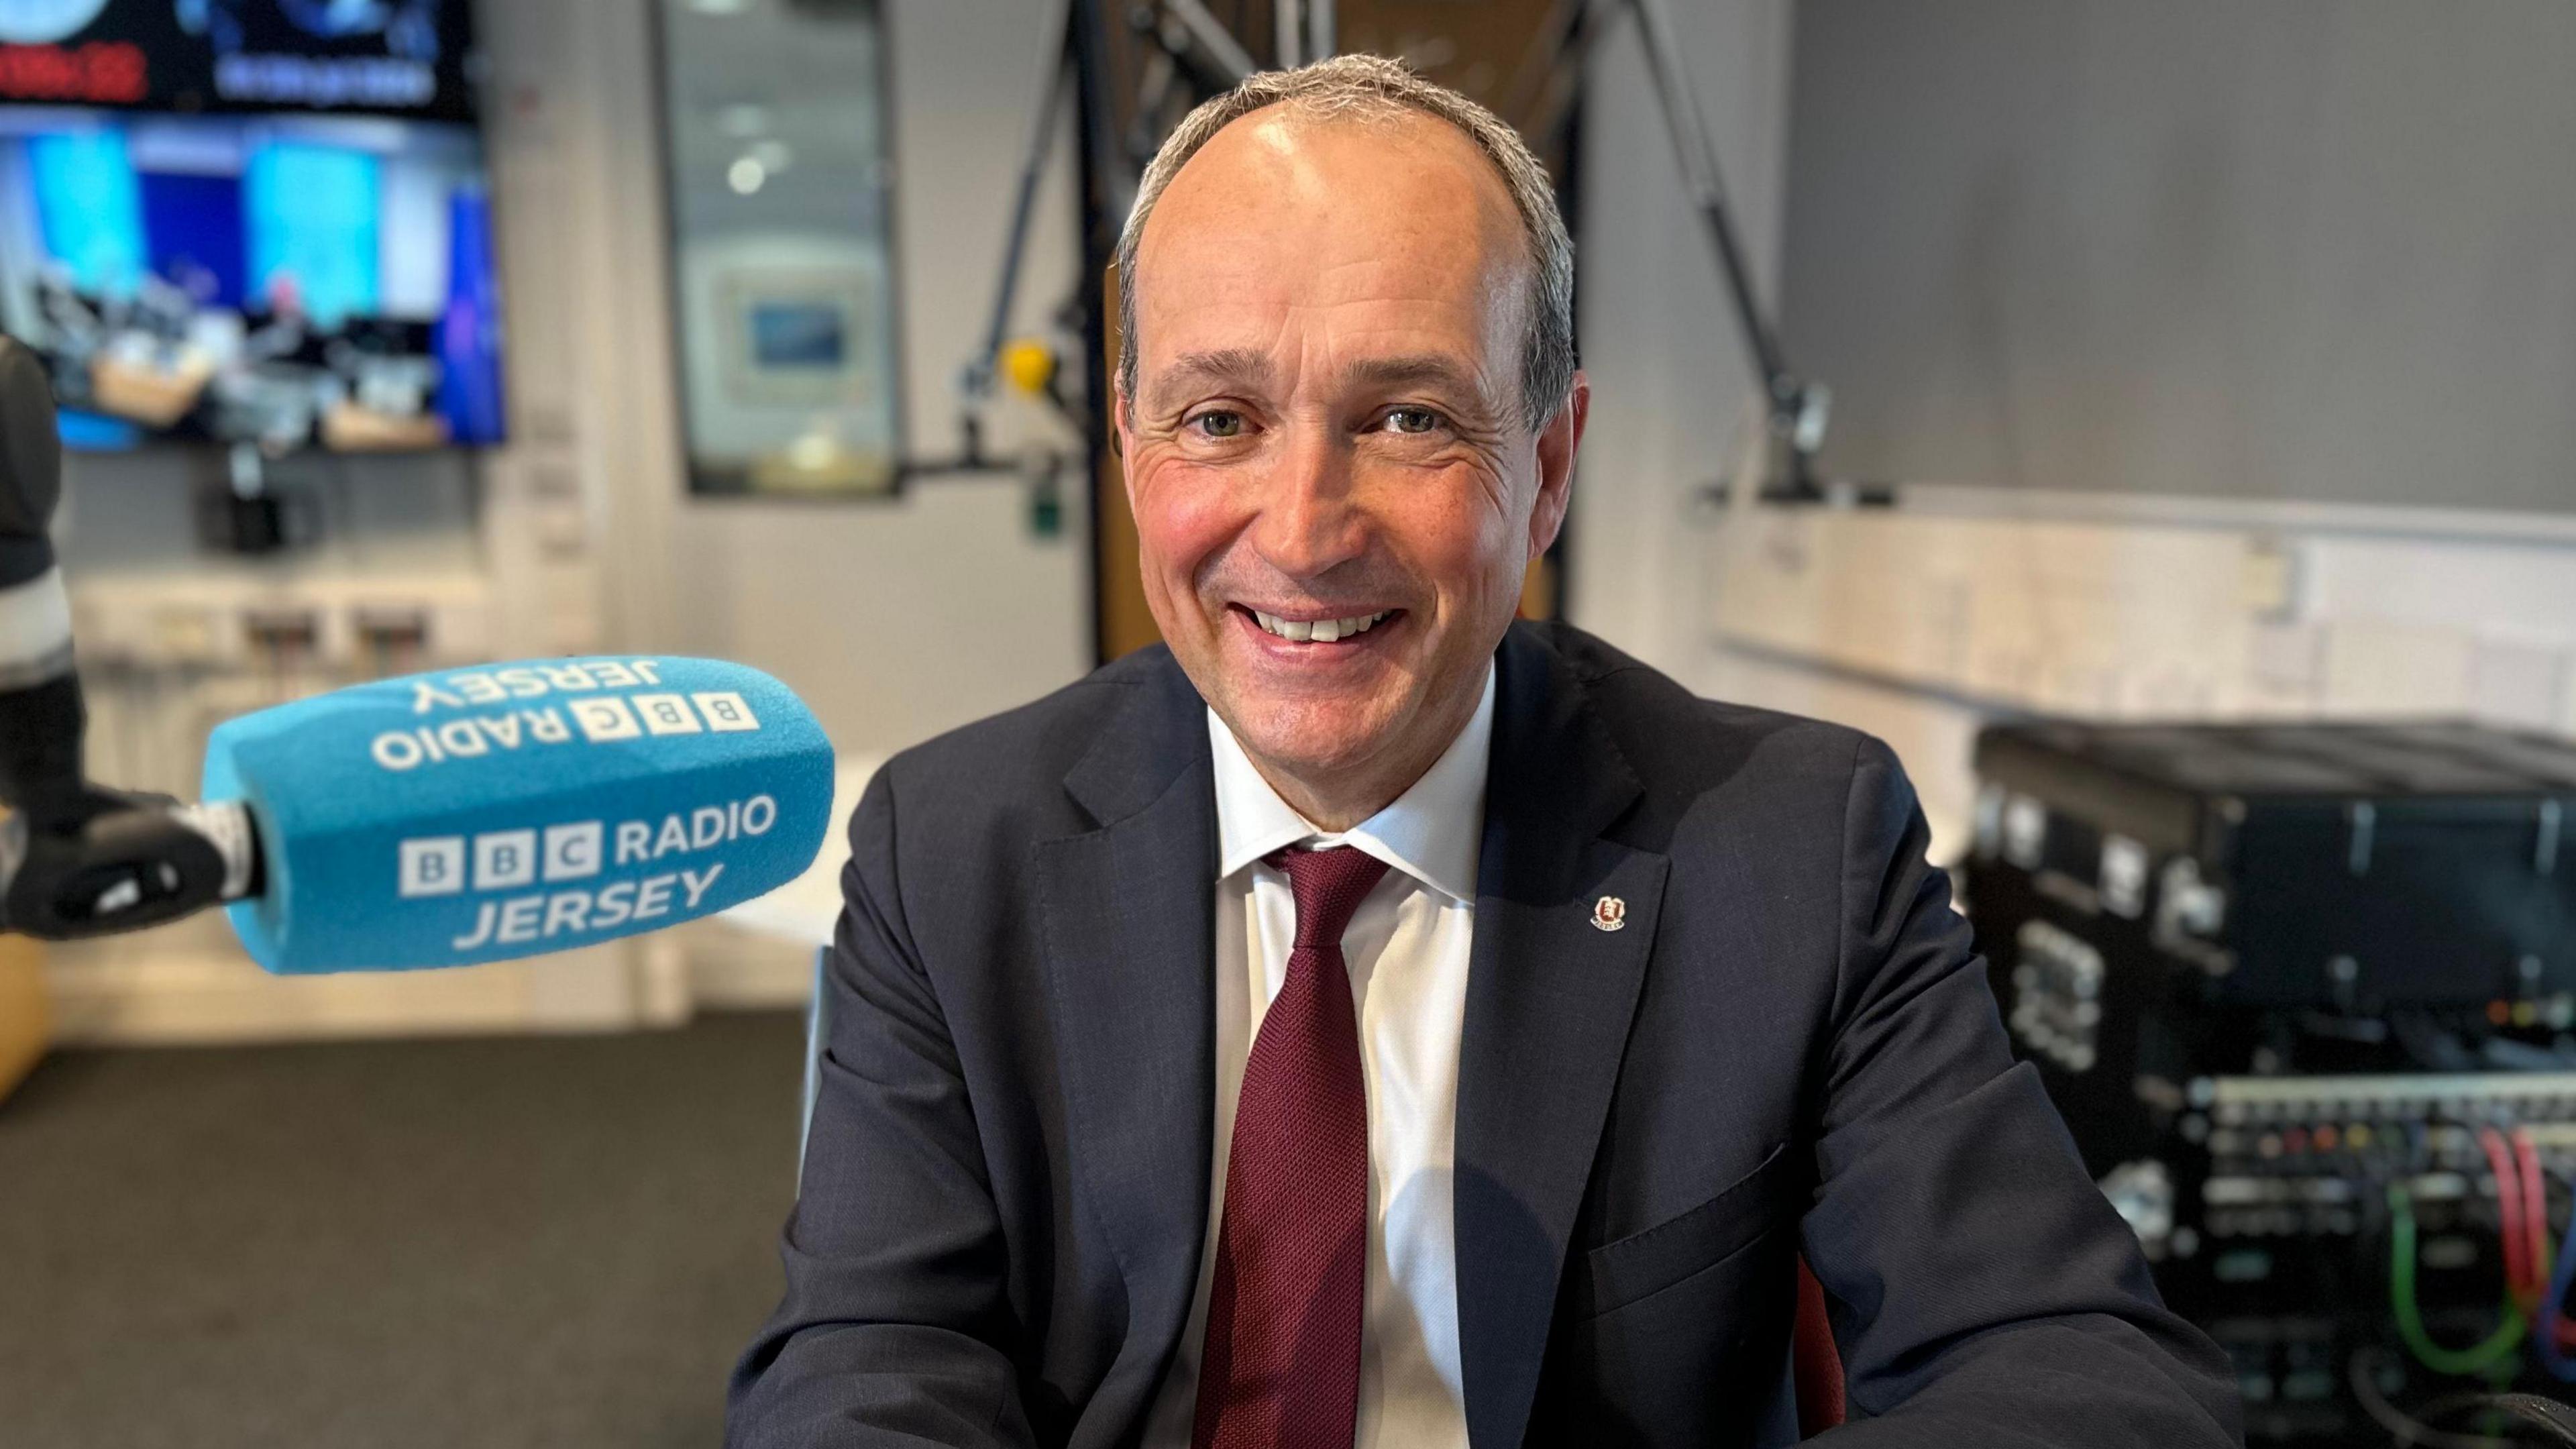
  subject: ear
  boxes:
[1527,370,1589,559]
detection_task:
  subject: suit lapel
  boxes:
[1034,659,1220,1413]
[1456,626,1669,1448]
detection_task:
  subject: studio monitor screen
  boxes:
[0,1,502,452]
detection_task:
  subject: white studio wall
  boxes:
[1570,0,1796,680]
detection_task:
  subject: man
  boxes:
[729,56,2241,1449]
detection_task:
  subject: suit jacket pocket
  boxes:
[1575,1139,1803,1319]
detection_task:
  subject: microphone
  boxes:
[201,655,835,973]
[5,654,834,971]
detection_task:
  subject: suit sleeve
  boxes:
[1799,737,2244,1447]
[726,768,1033,1448]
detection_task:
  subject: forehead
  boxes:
[1132,108,1529,380]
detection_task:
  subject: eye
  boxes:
[1382,407,1446,435]
[1187,409,1246,439]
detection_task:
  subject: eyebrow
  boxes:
[1346,354,1486,397]
[1143,348,1274,413]
[1142,350,1496,414]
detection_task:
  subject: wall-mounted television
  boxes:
[0,1,501,452]
[0,0,480,120]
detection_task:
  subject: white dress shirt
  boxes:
[1140,664,1495,1449]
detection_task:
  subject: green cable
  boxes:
[2390,1183,2528,1377]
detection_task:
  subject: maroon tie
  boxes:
[1192,845,1390,1449]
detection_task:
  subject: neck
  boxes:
[1245,685,1481,833]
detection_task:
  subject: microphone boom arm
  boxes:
[0,331,262,940]
[1507,0,1834,500]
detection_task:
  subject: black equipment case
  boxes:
[1964,718,2576,1444]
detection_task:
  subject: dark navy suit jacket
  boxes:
[728,621,2244,1448]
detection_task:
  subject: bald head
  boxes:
[1130,109,1531,431]
[1115,54,1575,434]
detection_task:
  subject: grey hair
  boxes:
[1114,53,1576,435]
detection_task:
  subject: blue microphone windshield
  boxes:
[202,657,834,974]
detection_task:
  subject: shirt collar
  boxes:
[1208,661,1495,904]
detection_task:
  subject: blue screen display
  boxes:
[749,303,847,370]
[0,108,505,451]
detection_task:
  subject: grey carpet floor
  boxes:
[0,1010,809,1449]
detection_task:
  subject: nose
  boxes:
[1248,421,1366,582]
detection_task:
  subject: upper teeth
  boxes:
[1253,609,1390,643]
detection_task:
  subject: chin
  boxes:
[1225,692,1405,778]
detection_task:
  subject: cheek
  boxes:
[1385,471,1521,605]
[1132,464,1244,594]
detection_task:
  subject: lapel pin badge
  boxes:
[1591,895,1627,932]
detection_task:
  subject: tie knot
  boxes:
[1266,846,1391,949]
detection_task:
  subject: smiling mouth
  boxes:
[1234,606,1398,644]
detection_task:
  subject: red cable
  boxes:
[2479,1126,2532,1308]
[2516,1127,2552,1300]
